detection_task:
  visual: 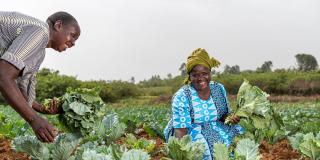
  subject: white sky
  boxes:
[3,0,320,82]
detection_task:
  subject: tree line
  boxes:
[0,53,318,104]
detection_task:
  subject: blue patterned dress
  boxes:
[164,81,244,160]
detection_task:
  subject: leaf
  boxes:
[121,149,150,160]
[69,102,92,115]
[214,143,229,160]
[299,140,320,160]
[167,135,205,160]
[235,138,260,160]
[11,136,49,160]
[51,134,81,160]
[251,115,269,129]
[82,150,113,160]
[81,94,103,104]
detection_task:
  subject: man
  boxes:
[0,11,81,142]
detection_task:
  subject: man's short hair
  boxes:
[46,11,78,27]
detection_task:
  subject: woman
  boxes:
[164,48,244,160]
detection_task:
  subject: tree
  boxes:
[130,76,135,84]
[223,65,240,74]
[211,69,218,75]
[295,53,318,71]
[256,61,273,72]
[167,73,173,79]
[179,63,187,76]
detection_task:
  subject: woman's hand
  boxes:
[224,113,240,124]
[228,114,240,124]
[174,128,188,139]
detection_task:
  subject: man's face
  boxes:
[189,65,211,91]
[54,22,80,52]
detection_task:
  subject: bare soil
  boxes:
[259,139,309,160]
[0,137,29,160]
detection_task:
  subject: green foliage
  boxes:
[84,113,127,145]
[225,80,284,143]
[36,69,140,104]
[256,61,273,73]
[295,53,319,71]
[121,149,151,160]
[0,106,31,139]
[59,88,105,136]
[111,105,171,139]
[124,133,156,153]
[213,143,229,160]
[223,65,240,74]
[139,86,172,97]
[76,143,150,160]
[12,133,82,160]
[276,102,320,135]
[288,132,320,160]
[214,71,320,95]
[179,63,187,76]
[85,80,141,103]
[165,135,205,160]
[235,138,261,160]
[36,68,81,102]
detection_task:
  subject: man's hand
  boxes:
[43,98,62,114]
[29,115,58,142]
[0,60,57,142]
[32,98,62,115]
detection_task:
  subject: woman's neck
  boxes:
[197,87,210,100]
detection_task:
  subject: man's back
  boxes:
[0,11,49,55]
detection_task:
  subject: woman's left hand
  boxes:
[228,114,240,124]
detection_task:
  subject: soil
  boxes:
[0,137,29,160]
[259,139,309,160]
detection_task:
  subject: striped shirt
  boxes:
[0,11,49,106]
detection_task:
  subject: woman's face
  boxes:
[189,65,211,91]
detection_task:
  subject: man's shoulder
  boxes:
[1,11,48,33]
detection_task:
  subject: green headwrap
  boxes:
[184,48,221,84]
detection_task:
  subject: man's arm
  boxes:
[0,60,56,142]
[18,76,59,114]
[18,87,45,113]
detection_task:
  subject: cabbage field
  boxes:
[0,84,319,160]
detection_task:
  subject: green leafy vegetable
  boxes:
[165,135,205,160]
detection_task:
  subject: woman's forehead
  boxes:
[191,65,210,72]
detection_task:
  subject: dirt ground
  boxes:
[259,139,309,160]
[0,137,29,160]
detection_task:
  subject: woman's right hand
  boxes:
[29,115,58,142]
[174,128,188,139]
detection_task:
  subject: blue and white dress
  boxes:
[164,81,244,160]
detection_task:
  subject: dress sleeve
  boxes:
[172,88,192,128]
[0,25,48,75]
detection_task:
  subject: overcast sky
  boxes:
[3,0,320,82]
